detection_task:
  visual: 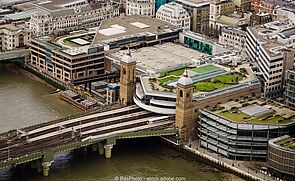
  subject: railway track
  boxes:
[0,105,175,162]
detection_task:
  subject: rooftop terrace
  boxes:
[209,98,295,125]
[156,64,251,92]
[275,137,295,150]
[34,30,97,56]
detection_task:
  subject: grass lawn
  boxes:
[194,82,230,92]
[166,68,187,76]
[159,75,178,84]
[190,65,220,74]
[63,39,79,46]
[213,74,243,84]
[193,73,243,92]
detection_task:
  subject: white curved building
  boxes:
[156,2,191,30]
[125,0,156,17]
[134,64,261,115]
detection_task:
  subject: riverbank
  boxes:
[160,137,246,181]
[23,64,67,90]
[161,136,277,181]
[4,64,57,90]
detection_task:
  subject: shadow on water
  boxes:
[0,138,222,181]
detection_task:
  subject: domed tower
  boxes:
[119,50,136,105]
[175,70,195,143]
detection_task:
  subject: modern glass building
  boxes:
[179,31,228,55]
[183,36,213,55]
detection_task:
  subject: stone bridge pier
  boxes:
[104,144,113,159]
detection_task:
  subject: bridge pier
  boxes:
[104,144,113,159]
[42,161,52,177]
[98,142,104,155]
[92,143,97,152]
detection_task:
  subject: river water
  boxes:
[0,64,226,181]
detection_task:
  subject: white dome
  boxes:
[178,70,193,86]
[121,51,135,63]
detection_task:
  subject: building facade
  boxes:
[174,0,234,34]
[0,23,31,51]
[218,26,246,49]
[285,70,295,110]
[277,7,295,26]
[179,31,228,55]
[175,71,195,142]
[232,0,251,11]
[119,51,137,105]
[156,2,190,30]
[246,21,295,98]
[29,33,105,84]
[29,3,120,36]
[209,0,222,33]
[268,135,295,181]
[199,101,295,160]
[125,0,156,17]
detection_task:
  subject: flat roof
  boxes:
[13,0,88,11]
[239,105,274,117]
[209,98,295,125]
[92,15,180,43]
[0,23,22,31]
[111,42,204,74]
[275,137,295,150]
[4,8,48,20]
[34,30,96,56]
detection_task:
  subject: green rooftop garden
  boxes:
[219,110,294,125]
[159,75,178,84]
[160,65,222,78]
[193,73,244,92]
[275,138,295,150]
[190,65,221,74]
[63,38,79,46]
[160,67,190,77]
[156,65,246,93]
[194,82,231,92]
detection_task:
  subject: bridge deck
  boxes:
[28,110,152,142]
[0,105,176,169]
[25,105,140,136]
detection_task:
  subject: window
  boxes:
[179,90,183,97]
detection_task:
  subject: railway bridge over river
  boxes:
[0,105,178,176]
